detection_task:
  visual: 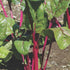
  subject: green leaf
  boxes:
[21,0,26,11]
[35,3,48,34]
[4,40,12,50]
[12,0,20,4]
[0,14,15,41]
[0,60,2,63]
[14,40,32,55]
[49,27,70,49]
[0,41,3,45]
[3,52,13,62]
[6,18,15,36]
[27,0,36,21]
[38,58,41,69]
[0,46,11,58]
[45,0,70,20]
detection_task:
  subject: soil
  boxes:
[0,0,70,70]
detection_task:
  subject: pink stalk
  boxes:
[43,20,61,70]
[0,0,15,39]
[21,54,24,62]
[43,43,52,70]
[40,21,53,70]
[32,58,34,70]
[32,24,38,70]
[66,8,70,29]
[55,18,61,27]
[19,10,23,27]
[0,0,8,17]
[44,0,46,5]
[27,55,31,70]
[48,21,53,28]
[19,0,23,27]
[10,10,13,18]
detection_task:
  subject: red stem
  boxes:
[43,19,61,70]
[54,18,61,27]
[66,8,70,29]
[32,58,34,70]
[27,55,31,70]
[40,21,53,70]
[19,0,23,28]
[32,24,38,70]
[43,43,52,70]
[19,10,23,27]
[44,0,46,5]
[21,54,24,62]
[0,0,8,17]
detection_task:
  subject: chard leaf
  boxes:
[0,46,11,58]
[0,14,15,41]
[45,0,70,20]
[14,40,32,55]
[34,3,48,34]
[43,27,70,49]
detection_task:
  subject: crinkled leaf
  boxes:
[27,0,36,21]
[14,40,32,55]
[3,52,13,62]
[4,40,12,50]
[35,3,48,34]
[6,18,15,36]
[0,46,11,58]
[0,14,7,40]
[50,27,70,49]
[0,14,15,41]
[21,0,26,11]
[45,0,70,20]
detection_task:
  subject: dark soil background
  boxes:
[0,0,70,70]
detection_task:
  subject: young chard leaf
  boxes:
[14,40,32,55]
[34,3,48,34]
[45,0,70,20]
[0,46,11,58]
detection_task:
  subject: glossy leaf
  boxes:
[0,14,15,41]
[6,18,15,36]
[0,46,11,58]
[45,0,70,20]
[3,52,13,62]
[27,0,36,21]
[48,27,70,49]
[21,0,26,11]
[14,40,32,55]
[4,40,12,50]
[34,3,48,34]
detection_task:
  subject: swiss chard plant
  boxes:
[0,0,70,70]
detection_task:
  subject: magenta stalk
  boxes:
[0,0,8,17]
[66,8,70,29]
[32,24,38,70]
[43,43,52,70]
